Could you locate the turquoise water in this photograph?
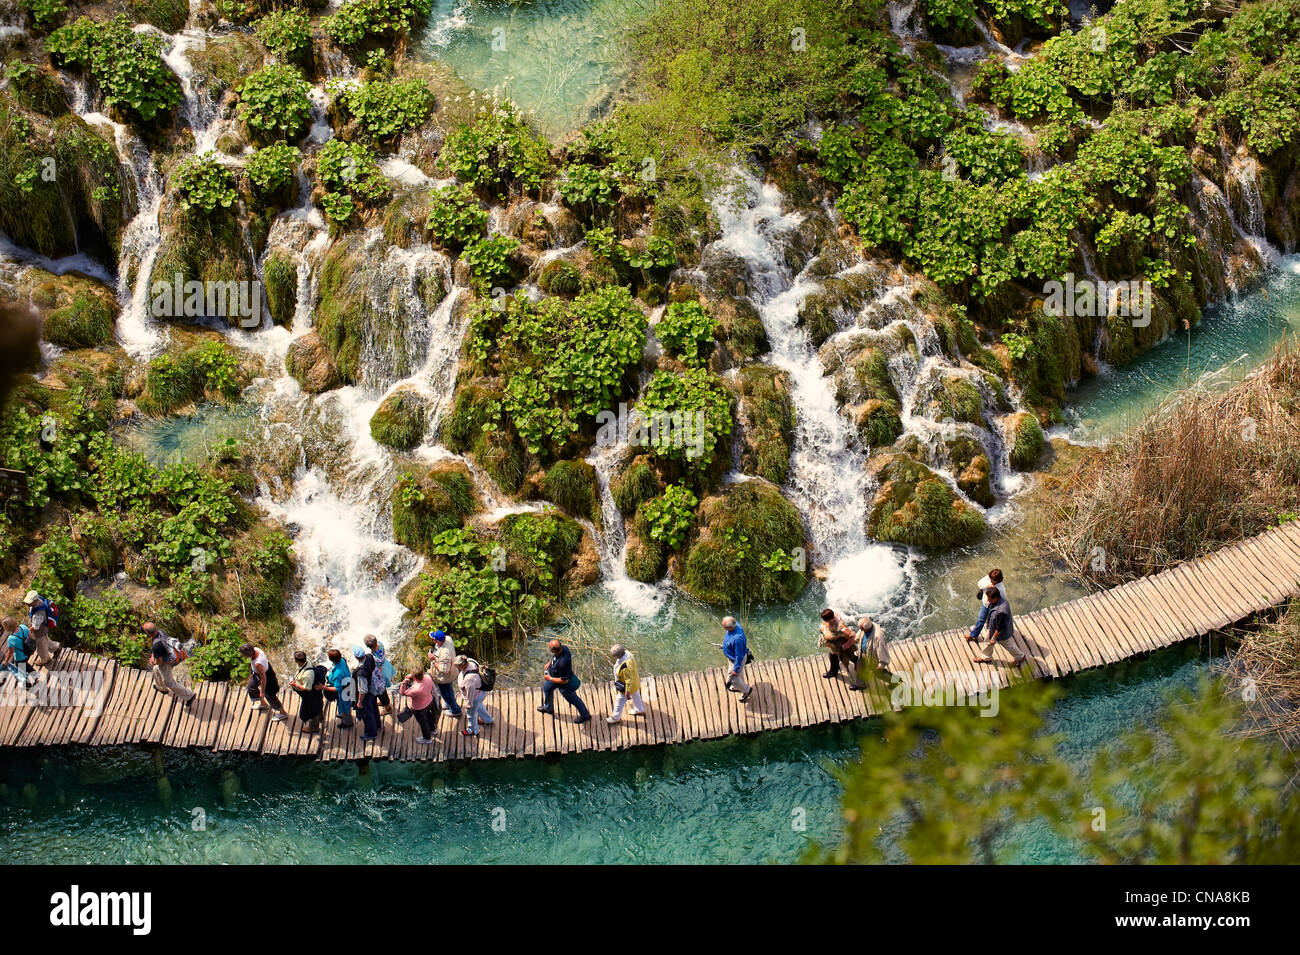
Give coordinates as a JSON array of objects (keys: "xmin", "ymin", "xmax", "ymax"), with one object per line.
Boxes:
[
  {"xmin": 1066, "ymin": 256, "xmax": 1300, "ymax": 440},
  {"xmin": 119, "ymin": 403, "xmax": 260, "ymax": 467},
  {"xmin": 413, "ymin": 0, "xmax": 656, "ymax": 139},
  {"xmin": 0, "ymin": 646, "xmax": 1207, "ymax": 864}
]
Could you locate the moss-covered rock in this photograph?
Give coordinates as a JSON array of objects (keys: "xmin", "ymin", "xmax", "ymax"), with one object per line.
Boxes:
[
  {"xmin": 149, "ymin": 197, "xmax": 256, "ymax": 316},
  {"xmin": 33, "ymin": 273, "xmax": 117, "ymax": 349},
  {"xmin": 945, "ymin": 435, "xmax": 994, "ymax": 507},
  {"xmin": 285, "ymin": 331, "xmax": 341, "ymax": 394},
  {"xmin": 735, "ymin": 365, "xmax": 794, "ymax": 484},
  {"xmin": 538, "ymin": 258, "xmax": 582, "ymax": 296},
  {"xmin": 392, "ymin": 462, "xmax": 480, "ymax": 556},
  {"xmin": 868, "ymin": 453, "xmax": 985, "ymax": 551},
  {"xmin": 497, "ymin": 509, "xmax": 587, "ymax": 598},
  {"xmin": 796, "ymin": 271, "xmax": 882, "ymax": 346},
  {"xmin": 442, "ymin": 378, "xmax": 529, "ymax": 493},
  {"xmin": 624, "ymin": 510, "xmax": 667, "ymax": 582},
  {"xmin": 611, "ymin": 454, "xmax": 660, "ymax": 516},
  {"xmin": 369, "ymin": 388, "xmax": 429, "ymax": 450},
  {"xmin": 680, "ymin": 479, "xmax": 808, "ymax": 605},
  {"xmin": 710, "ymin": 295, "xmax": 768, "ymax": 363},
  {"xmin": 1006, "ymin": 411, "xmax": 1045, "ymax": 471},
  {"xmin": 539, "ymin": 458, "xmax": 598, "ymax": 521},
  {"xmin": 925, "ymin": 373, "xmax": 985, "ymax": 426},
  {"xmin": 188, "ymin": 31, "xmax": 268, "ymax": 104},
  {"xmin": 262, "ymin": 251, "xmax": 298, "ymax": 327}
]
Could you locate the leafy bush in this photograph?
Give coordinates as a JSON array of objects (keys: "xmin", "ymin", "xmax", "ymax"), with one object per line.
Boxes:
[
  {"xmin": 47, "ymin": 15, "xmax": 182, "ymax": 122},
  {"xmin": 237, "ymin": 64, "xmax": 312, "ymax": 143},
  {"xmin": 172, "ymin": 152, "xmax": 237, "ymax": 214},
  {"xmin": 34, "ymin": 526, "xmax": 83, "ymax": 598},
  {"xmin": 640, "ymin": 483, "xmax": 698, "ymax": 550},
  {"xmin": 69, "ymin": 589, "xmax": 146, "ymax": 666},
  {"xmin": 21, "ymin": 0, "xmax": 67, "ymax": 29},
  {"xmin": 314, "ymin": 138, "xmax": 389, "ymax": 224},
  {"xmin": 656, "ymin": 301, "xmax": 716, "ymax": 364},
  {"xmin": 440, "ymin": 105, "xmax": 551, "ymax": 198},
  {"xmin": 460, "ymin": 234, "xmax": 519, "ymax": 291},
  {"xmin": 332, "ymin": 77, "xmax": 434, "ymax": 140},
  {"xmin": 254, "ymin": 8, "xmax": 312, "ymax": 62},
  {"xmin": 540, "ymin": 459, "xmax": 598, "ymax": 520},
  {"xmin": 187, "ymin": 616, "xmax": 246, "ymax": 682},
  {"xmin": 635, "ymin": 367, "xmax": 733, "ymax": 468},
  {"xmin": 245, "ymin": 142, "xmax": 301, "ymax": 196},
  {"xmin": 324, "ymin": 0, "xmax": 432, "ymax": 47},
  {"xmin": 424, "ymin": 183, "xmax": 487, "ymax": 249}
]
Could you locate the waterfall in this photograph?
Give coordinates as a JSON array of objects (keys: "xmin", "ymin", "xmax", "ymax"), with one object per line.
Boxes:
[
  {"xmin": 704, "ymin": 171, "xmax": 907, "ymax": 614},
  {"xmin": 584, "ymin": 442, "xmax": 668, "ymax": 618}
]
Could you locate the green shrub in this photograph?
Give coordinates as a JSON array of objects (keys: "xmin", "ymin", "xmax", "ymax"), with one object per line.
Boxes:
[
  {"xmin": 656, "ymin": 301, "xmax": 716, "ymax": 364},
  {"xmin": 237, "ymin": 64, "xmax": 312, "ymax": 143},
  {"xmin": 1008, "ymin": 411, "xmax": 1045, "ymax": 469},
  {"xmin": 47, "ymin": 15, "xmax": 182, "ymax": 122},
  {"xmin": 392, "ymin": 467, "xmax": 478, "ymax": 555},
  {"xmin": 537, "ymin": 258, "xmax": 582, "ymax": 296},
  {"xmin": 262, "ymin": 250, "xmax": 298, "ymax": 326},
  {"xmin": 324, "ymin": 0, "xmax": 432, "ymax": 47},
  {"xmin": 640, "ymin": 483, "xmax": 698, "ymax": 550},
  {"xmin": 188, "ymin": 615, "xmax": 246, "ymax": 682},
  {"xmin": 21, "ymin": 0, "xmax": 67, "ymax": 29},
  {"xmin": 245, "ymin": 142, "xmax": 301, "ymax": 197},
  {"xmin": 611, "ymin": 457, "xmax": 659, "ymax": 515},
  {"xmin": 254, "ymin": 8, "xmax": 312, "ymax": 61},
  {"xmin": 172, "ymin": 152, "xmax": 237, "ymax": 214},
  {"xmin": 34, "ymin": 525, "xmax": 83, "ymax": 598},
  {"xmin": 440, "ymin": 105, "xmax": 551, "ymax": 198},
  {"xmin": 461, "ymin": 234, "xmax": 520, "ymax": 291},
  {"xmin": 43, "ymin": 289, "xmax": 116, "ymax": 349},
  {"xmin": 424, "ymin": 183, "xmax": 487, "ymax": 249},
  {"xmin": 868, "ymin": 454, "xmax": 986, "ymax": 551},
  {"xmin": 69, "ymin": 589, "xmax": 146, "ymax": 666},
  {"xmin": 635, "ymin": 367, "xmax": 733, "ymax": 469},
  {"xmin": 332, "ymin": 77, "xmax": 434, "ymax": 140},
  {"xmin": 314, "ymin": 138, "xmax": 388, "ymax": 224}
]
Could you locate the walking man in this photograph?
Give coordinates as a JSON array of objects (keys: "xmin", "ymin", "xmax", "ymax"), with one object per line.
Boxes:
[
  {"xmin": 721, "ymin": 616, "xmax": 753, "ymax": 703},
  {"xmin": 537, "ymin": 639, "xmax": 591, "ymax": 724},
  {"xmin": 146, "ymin": 621, "xmax": 195, "ymax": 708},
  {"xmin": 427, "ymin": 630, "xmax": 462, "ymax": 720},
  {"xmin": 352, "ymin": 645, "xmax": 381, "ymax": 741},
  {"xmin": 239, "ymin": 643, "xmax": 288, "ymax": 722},
  {"xmin": 288, "ymin": 650, "xmax": 325, "ymax": 733},
  {"xmin": 22, "ymin": 589, "xmax": 61, "ymax": 667},
  {"xmin": 1, "ymin": 616, "xmax": 33, "ymax": 689},
  {"xmin": 972, "ymin": 587, "xmax": 1026, "ymax": 665},
  {"xmin": 324, "ymin": 648, "xmax": 354, "ymax": 728},
  {"xmin": 457, "ymin": 655, "xmax": 494, "ymax": 736},
  {"xmin": 967, "ymin": 569, "xmax": 1007, "ymax": 642},
  {"xmin": 606, "ymin": 644, "xmax": 645, "ymax": 724}
]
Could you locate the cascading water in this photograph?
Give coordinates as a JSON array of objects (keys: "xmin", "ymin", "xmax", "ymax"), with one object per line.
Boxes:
[
  {"xmin": 703, "ymin": 171, "xmax": 907, "ymax": 614},
  {"xmin": 584, "ymin": 441, "xmax": 668, "ymax": 618}
]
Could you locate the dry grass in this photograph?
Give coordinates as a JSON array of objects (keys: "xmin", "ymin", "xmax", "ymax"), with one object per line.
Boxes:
[
  {"xmin": 1043, "ymin": 342, "xmax": 1300, "ymax": 587},
  {"xmin": 1225, "ymin": 602, "xmax": 1300, "ymax": 750}
]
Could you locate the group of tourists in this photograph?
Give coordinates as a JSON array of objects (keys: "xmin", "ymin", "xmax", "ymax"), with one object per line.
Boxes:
[{"xmin": 4, "ymin": 568, "xmax": 1026, "ymax": 732}]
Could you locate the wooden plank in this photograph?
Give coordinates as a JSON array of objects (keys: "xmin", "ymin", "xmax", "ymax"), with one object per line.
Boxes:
[
  {"xmin": 1097, "ymin": 587, "xmax": 1158, "ymax": 653},
  {"xmin": 1246, "ymin": 534, "xmax": 1300, "ymax": 592},
  {"xmin": 1166, "ymin": 562, "xmax": 1231, "ymax": 632},
  {"xmin": 1133, "ymin": 572, "xmax": 1199, "ymax": 642},
  {"xmin": 1034, "ymin": 603, "xmax": 1091, "ymax": 671},
  {"xmin": 1054, "ymin": 598, "xmax": 1112, "ymax": 667},
  {"xmin": 1026, "ymin": 606, "xmax": 1081, "ymax": 674},
  {"xmin": 1078, "ymin": 591, "xmax": 1138, "ymax": 660}
]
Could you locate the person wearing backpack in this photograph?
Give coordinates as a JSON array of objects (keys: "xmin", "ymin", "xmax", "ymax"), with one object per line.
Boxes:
[
  {"xmin": 363, "ymin": 634, "xmax": 394, "ymax": 719},
  {"xmin": 239, "ymin": 643, "xmax": 289, "ymax": 723},
  {"xmin": 22, "ymin": 589, "xmax": 61, "ymax": 668},
  {"xmin": 324, "ymin": 648, "xmax": 355, "ymax": 729},
  {"xmin": 145, "ymin": 621, "xmax": 196, "ymax": 707},
  {"xmin": 289, "ymin": 650, "xmax": 326, "ymax": 734},
  {"xmin": 352, "ymin": 645, "xmax": 381, "ymax": 741},
  {"xmin": 398, "ymin": 666, "xmax": 438, "ymax": 744},
  {"xmin": 1, "ymin": 616, "xmax": 34, "ymax": 689},
  {"xmin": 456, "ymin": 655, "xmax": 495, "ymax": 736},
  {"xmin": 426, "ymin": 630, "xmax": 463, "ymax": 720}
]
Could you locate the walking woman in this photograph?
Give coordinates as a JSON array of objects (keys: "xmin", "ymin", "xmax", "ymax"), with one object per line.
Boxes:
[
  {"xmin": 820, "ymin": 609, "xmax": 864, "ymax": 689},
  {"xmin": 399, "ymin": 666, "xmax": 439, "ymax": 744}
]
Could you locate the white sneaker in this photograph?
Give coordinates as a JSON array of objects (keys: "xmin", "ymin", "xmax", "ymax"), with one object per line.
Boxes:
[
  {"xmin": 270, "ymin": 712, "xmax": 287, "ymax": 723},
  {"xmin": 631, "ymin": 710, "xmax": 646, "ymax": 717},
  {"xmin": 606, "ymin": 716, "xmax": 621, "ymax": 724},
  {"xmin": 250, "ymin": 701, "xmax": 265, "ymax": 711}
]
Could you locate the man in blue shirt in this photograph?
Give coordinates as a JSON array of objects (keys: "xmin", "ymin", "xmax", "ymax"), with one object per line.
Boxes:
[
  {"xmin": 537, "ymin": 639, "xmax": 591, "ymax": 724},
  {"xmin": 325, "ymin": 648, "xmax": 354, "ymax": 728},
  {"xmin": 721, "ymin": 616, "xmax": 753, "ymax": 703}
]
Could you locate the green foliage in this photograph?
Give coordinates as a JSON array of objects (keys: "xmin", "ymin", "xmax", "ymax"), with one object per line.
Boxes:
[
  {"xmin": 245, "ymin": 142, "xmax": 301, "ymax": 197},
  {"xmin": 254, "ymin": 8, "xmax": 312, "ymax": 62},
  {"xmin": 540, "ymin": 459, "xmax": 598, "ymax": 521},
  {"xmin": 612, "ymin": 458, "xmax": 660, "ymax": 515},
  {"xmin": 635, "ymin": 367, "xmax": 733, "ymax": 469},
  {"xmin": 69, "ymin": 589, "xmax": 146, "ymax": 666},
  {"xmin": 43, "ymin": 288, "xmax": 116, "ymax": 349},
  {"xmin": 172, "ymin": 152, "xmax": 237, "ymax": 214},
  {"xmin": 812, "ymin": 678, "xmax": 1300, "ymax": 864},
  {"xmin": 187, "ymin": 616, "xmax": 246, "ymax": 682},
  {"xmin": 460, "ymin": 234, "xmax": 519, "ymax": 292},
  {"xmin": 324, "ymin": 0, "xmax": 433, "ymax": 48},
  {"xmin": 237, "ymin": 64, "xmax": 312, "ymax": 143},
  {"xmin": 424, "ymin": 183, "xmax": 488, "ymax": 248},
  {"xmin": 369, "ymin": 390, "xmax": 428, "ymax": 449},
  {"xmin": 332, "ymin": 77, "xmax": 434, "ymax": 140},
  {"xmin": 47, "ymin": 15, "xmax": 182, "ymax": 122},
  {"xmin": 639, "ymin": 483, "xmax": 698, "ymax": 550},
  {"xmin": 655, "ymin": 301, "xmax": 716, "ymax": 364},
  {"xmin": 33, "ymin": 526, "xmax": 83, "ymax": 598},
  {"xmin": 21, "ymin": 0, "xmax": 67, "ymax": 29},
  {"xmin": 139, "ymin": 340, "xmax": 244, "ymax": 415},
  {"xmin": 392, "ymin": 467, "xmax": 477, "ymax": 555},
  {"xmin": 440, "ymin": 105, "xmax": 551, "ymax": 198},
  {"xmin": 315, "ymin": 138, "xmax": 389, "ymax": 224},
  {"xmin": 262, "ymin": 251, "xmax": 298, "ymax": 326},
  {"xmin": 469, "ymin": 286, "xmax": 646, "ymax": 456}
]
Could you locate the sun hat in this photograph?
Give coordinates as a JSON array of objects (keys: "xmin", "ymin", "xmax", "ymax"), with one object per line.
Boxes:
[
  {"xmin": 430, "ymin": 630, "xmax": 447, "ymax": 642},
  {"xmin": 22, "ymin": 590, "xmax": 39, "ymax": 605},
  {"xmin": 352, "ymin": 645, "xmax": 366, "ymax": 660}
]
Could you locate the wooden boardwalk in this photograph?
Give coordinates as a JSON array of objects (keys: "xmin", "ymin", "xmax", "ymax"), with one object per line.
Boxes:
[{"xmin": 4, "ymin": 521, "xmax": 1300, "ymax": 762}]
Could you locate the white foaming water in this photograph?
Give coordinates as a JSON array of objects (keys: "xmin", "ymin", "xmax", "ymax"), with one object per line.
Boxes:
[
  {"xmin": 706, "ymin": 171, "xmax": 907, "ymax": 613},
  {"xmin": 585, "ymin": 442, "xmax": 669, "ymax": 619}
]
